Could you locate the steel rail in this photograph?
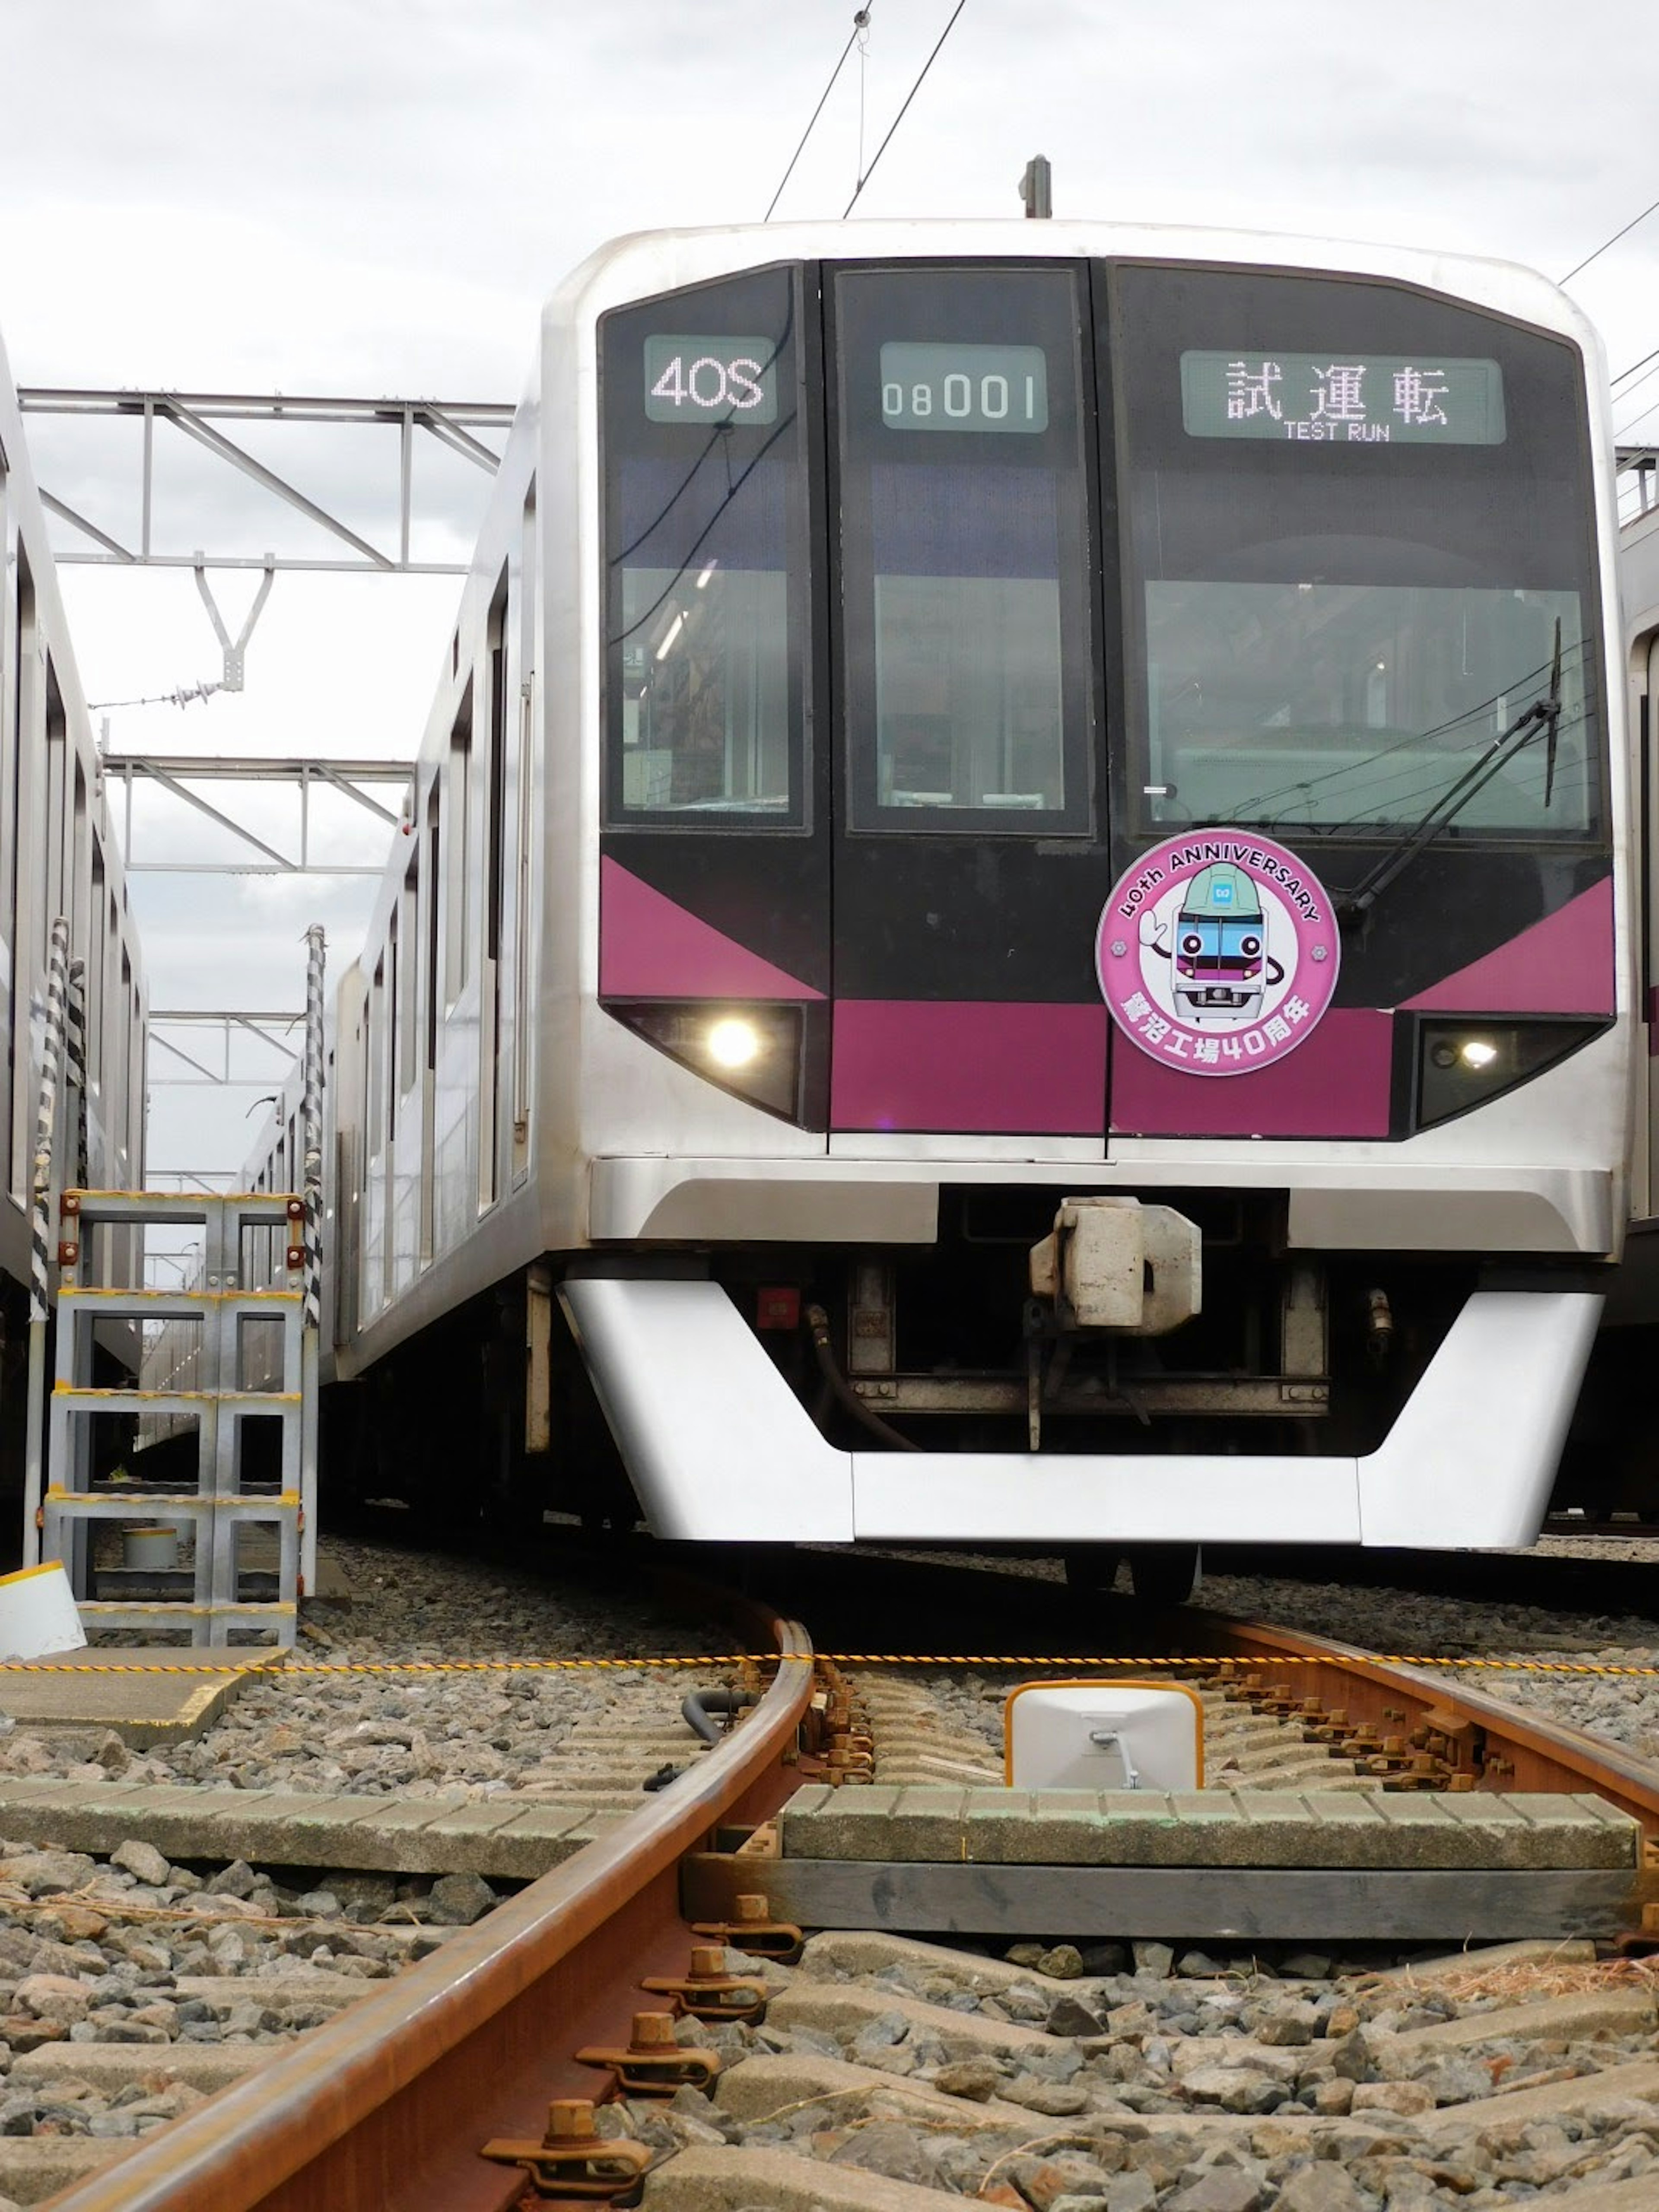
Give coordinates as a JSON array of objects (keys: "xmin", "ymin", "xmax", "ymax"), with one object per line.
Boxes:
[
  {"xmin": 1195, "ymin": 1610, "xmax": 1659, "ymax": 1840},
  {"xmin": 46, "ymin": 1599, "xmax": 814, "ymax": 2212}
]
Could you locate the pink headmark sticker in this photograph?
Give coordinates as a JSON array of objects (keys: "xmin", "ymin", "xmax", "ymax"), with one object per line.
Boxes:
[{"xmin": 1096, "ymin": 829, "xmax": 1341, "ymax": 1077}]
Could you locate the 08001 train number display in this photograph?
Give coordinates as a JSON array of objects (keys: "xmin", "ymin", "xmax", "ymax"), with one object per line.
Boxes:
[{"xmin": 880, "ymin": 342, "xmax": 1049, "ymax": 433}]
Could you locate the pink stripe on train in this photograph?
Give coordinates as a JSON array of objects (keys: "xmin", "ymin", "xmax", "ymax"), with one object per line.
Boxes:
[
  {"xmin": 1401, "ymin": 878, "xmax": 1613, "ymax": 1015},
  {"xmin": 599, "ymin": 858, "xmax": 823, "ymax": 1001},
  {"xmin": 831, "ymin": 1001, "xmax": 1108, "ymax": 1134},
  {"xmin": 1109, "ymin": 1008, "xmax": 1394, "ymax": 1138}
]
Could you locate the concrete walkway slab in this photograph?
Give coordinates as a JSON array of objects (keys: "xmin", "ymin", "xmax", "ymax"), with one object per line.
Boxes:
[
  {"xmin": 0, "ymin": 1778, "xmax": 620, "ymax": 1878},
  {"xmin": 0, "ymin": 1647, "xmax": 279, "ymax": 1745},
  {"xmin": 779, "ymin": 1785, "xmax": 1640, "ymax": 1869}
]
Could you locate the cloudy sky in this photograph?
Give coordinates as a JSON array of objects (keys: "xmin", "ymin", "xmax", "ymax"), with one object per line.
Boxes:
[{"xmin": 3, "ymin": 0, "xmax": 1657, "ymax": 1175}]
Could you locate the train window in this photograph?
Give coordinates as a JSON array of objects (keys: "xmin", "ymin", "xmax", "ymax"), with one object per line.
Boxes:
[
  {"xmin": 369, "ymin": 954, "xmax": 386, "ymax": 1149},
  {"xmin": 835, "ymin": 264, "xmax": 1094, "ymax": 836},
  {"xmin": 425, "ymin": 785, "xmax": 440, "ymax": 1072},
  {"xmin": 1109, "ymin": 264, "xmax": 1605, "ymax": 842},
  {"xmin": 43, "ymin": 664, "xmax": 65, "ymax": 941},
  {"xmin": 601, "ymin": 265, "xmax": 807, "ymax": 827},
  {"xmin": 88, "ymin": 846, "xmax": 105, "ymax": 1085},
  {"xmin": 386, "ymin": 913, "xmax": 400, "ymax": 1143},
  {"xmin": 399, "ymin": 861, "xmax": 418, "ymax": 1100},
  {"xmin": 446, "ymin": 691, "xmax": 471, "ymax": 1002}
]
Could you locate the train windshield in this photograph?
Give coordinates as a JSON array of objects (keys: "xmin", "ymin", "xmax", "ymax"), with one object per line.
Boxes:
[
  {"xmin": 834, "ymin": 265, "xmax": 1095, "ymax": 834},
  {"xmin": 601, "ymin": 267, "xmax": 808, "ymax": 827},
  {"xmin": 1110, "ymin": 266, "xmax": 1603, "ymax": 841}
]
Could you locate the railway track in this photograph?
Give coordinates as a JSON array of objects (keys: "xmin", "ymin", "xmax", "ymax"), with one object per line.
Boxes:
[
  {"xmin": 36, "ymin": 1586, "xmax": 811, "ymax": 2212},
  {"xmin": 29, "ymin": 1567, "xmax": 1659, "ymax": 2211}
]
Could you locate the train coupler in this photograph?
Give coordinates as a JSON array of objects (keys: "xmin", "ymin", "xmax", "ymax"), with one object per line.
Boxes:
[{"xmin": 480, "ymin": 2097, "xmax": 651, "ymax": 2200}]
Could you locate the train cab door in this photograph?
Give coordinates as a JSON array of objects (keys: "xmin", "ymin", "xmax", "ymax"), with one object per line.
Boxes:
[
  {"xmin": 598, "ymin": 262, "xmax": 835, "ymax": 1135},
  {"xmin": 825, "ymin": 261, "xmax": 1114, "ymax": 1152}
]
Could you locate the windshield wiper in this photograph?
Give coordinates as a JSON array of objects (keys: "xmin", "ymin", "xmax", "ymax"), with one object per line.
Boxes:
[{"xmin": 1337, "ymin": 620, "xmax": 1563, "ymax": 927}]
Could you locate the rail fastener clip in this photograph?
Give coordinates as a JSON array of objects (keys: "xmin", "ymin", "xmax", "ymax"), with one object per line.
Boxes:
[
  {"xmin": 481, "ymin": 2096, "xmax": 652, "ymax": 2201},
  {"xmin": 575, "ymin": 2010, "xmax": 721, "ymax": 2097},
  {"xmin": 640, "ymin": 1942, "xmax": 769, "ymax": 2024},
  {"xmin": 690, "ymin": 1889, "xmax": 804, "ymax": 1964}
]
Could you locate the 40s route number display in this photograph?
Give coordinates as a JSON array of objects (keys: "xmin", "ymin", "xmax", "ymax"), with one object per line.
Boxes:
[{"xmin": 643, "ymin": 336, "xmax": 779, "ymax": 425}]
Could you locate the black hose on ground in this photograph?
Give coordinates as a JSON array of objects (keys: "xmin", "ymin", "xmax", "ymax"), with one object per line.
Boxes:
[{"xmin": 682, "ymin": 1685, "xmax": 758, "ymax": 1745}]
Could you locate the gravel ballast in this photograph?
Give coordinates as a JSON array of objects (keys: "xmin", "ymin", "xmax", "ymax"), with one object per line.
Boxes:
[
  {"xmin": 0, "ymin": 1537, "xmax": 733, "ymax": 1800},
  {"xmin": 1200, "ymin": 1546, "xmax": 1659, "ymax": 1761},
  {"xmin": 617, "ymin": 1927, "xmax": 1659, "ymax": 2210},
  {"xmin": 0, "ymin": 1532, "xmax": 1647, "ymax": 2199}
]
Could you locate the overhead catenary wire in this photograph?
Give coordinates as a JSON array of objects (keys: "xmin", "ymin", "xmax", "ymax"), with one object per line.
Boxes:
[
  {"xmin": 763, "ymin": 9, "xmax": 871, "ymax": 223},
  {"xmin": 1559, "ymin": 188, "xmax": 1659, "ymax": 289},
  {"xmin": 1611, "ymin": 351, "xmax": 1659, "ymax": 442},
  {"xmin": 843, "ymin": 0, "xmax": 968, "ymax": 220},
  {"xmin": 1614, "ymin": 341, "xmax": 1659, "ymax": 390}
]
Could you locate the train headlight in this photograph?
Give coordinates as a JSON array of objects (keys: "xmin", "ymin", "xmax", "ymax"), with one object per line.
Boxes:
[
  {"xmin": 606, "ymin": 1001, "xmax": 805, "ymax": 1120},
  {"xmin": 705, "ymin": 1016, "xmax": 762, "ymax": 1070},
  {"xmin": 1428, "ymin": 1035, "xmax": 1500, "ymax": 1072},
  {"xmin": 1415, "ymin": 1018, "xmax": 1608, "ymax": 1130}
]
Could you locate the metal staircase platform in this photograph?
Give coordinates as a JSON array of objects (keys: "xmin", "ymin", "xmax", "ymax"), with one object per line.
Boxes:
[{"xmin": 39, "ymin": 1191, "xmax": 312, "ymax": 1647}]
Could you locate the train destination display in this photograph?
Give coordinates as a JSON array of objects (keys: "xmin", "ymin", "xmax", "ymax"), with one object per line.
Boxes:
[{"xmin": 1181, "ymin": 352, "xmax": 1505, "ymax": 444}]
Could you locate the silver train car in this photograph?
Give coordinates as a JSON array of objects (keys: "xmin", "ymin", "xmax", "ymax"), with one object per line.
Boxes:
[
  {"xmin": 0, "ymin": 326, "xmax": 149, "ymax": 1472},
  {"xmin": 251, "ymin": 221, "xmax": 1645, "ymax": 1585}
]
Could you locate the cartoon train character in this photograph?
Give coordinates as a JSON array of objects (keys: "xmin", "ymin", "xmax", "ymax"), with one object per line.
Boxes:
[{"xmin": 1170, "ymin": 864, "xmax": 1273, "ymax": 1018}]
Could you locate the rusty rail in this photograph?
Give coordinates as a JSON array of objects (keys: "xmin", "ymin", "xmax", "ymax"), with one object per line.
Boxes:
[
  {"xmin": 1194, "ymin": 1609, "xmax": 1659, "ymax": 1846},
  {"xmin": 45, "ymin": 1598, "xmax": 814, "ymax": 2212}
]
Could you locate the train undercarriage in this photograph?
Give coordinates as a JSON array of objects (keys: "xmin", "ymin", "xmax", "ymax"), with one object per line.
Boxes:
[{"xmin": 324, "ymin": 1185, "xmax": 1606, "ymax": 1594}]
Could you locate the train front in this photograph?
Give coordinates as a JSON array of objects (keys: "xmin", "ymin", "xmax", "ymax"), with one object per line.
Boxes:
[{"xmin": 563, "ymin": 226, "xmax": 1628, "ymax": 1565}]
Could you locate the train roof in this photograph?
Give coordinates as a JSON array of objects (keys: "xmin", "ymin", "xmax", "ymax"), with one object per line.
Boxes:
[{"xmin": 545, "ymin": 217, "xmax": 1603, "ymax": 362}]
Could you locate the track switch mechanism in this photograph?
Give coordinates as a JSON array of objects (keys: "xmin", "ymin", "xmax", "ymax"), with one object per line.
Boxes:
[{"xmin": 1029, "ymin": 1196, "xmax": 1201, "ymax": 1335}]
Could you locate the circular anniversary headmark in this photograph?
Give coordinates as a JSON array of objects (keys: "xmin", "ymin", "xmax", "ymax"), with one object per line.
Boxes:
[{"xmin": 1096, "ymin": 829, "xmax": 1340, "ymax": 1077}]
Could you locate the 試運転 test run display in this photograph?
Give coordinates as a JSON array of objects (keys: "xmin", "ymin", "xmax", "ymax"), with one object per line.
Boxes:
[{"xmin": 1182, "ymin": 352, "xmax": 1505, "ymax": 443}]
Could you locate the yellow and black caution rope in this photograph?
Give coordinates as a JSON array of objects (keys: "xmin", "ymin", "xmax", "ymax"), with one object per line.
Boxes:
[{"xmin": 3, "ymin": 1652, "xmax": 1657, "ymax": 1678}]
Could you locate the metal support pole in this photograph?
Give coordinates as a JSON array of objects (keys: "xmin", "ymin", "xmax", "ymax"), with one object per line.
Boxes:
[
  {"xmin": 23, "ymin": 919, "xmax": 71, "ymax": 1569},
  {"xmin": 300, "ymin": 923, "xmax": 326, "ymax": 1592}
]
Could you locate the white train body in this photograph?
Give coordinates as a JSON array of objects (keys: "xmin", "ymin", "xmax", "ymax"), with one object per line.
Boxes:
[
  {"xmin": 251, "ymin": 222, "xmax": 1651, "ymax": 1556},
  {"xmin": 0, "ymin": 330, "xmax": 149, "ymax": 1434}
]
